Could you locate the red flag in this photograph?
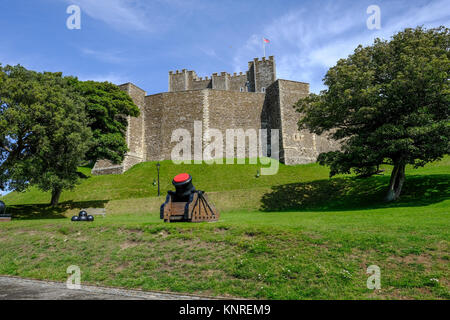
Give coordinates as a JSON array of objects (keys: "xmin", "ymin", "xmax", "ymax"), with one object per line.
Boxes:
[{"xmin": 263, "ymin": 38, "xmax": 270, "ymax": 43}]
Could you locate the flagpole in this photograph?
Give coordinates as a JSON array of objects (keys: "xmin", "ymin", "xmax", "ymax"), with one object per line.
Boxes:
[{"xmin": 263, "ymin": 38, "xmax": 266, "ymax": 58}]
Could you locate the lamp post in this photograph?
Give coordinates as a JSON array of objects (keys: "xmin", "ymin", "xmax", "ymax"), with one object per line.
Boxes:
[{"xmin": 156, "ymin": 162, "xmax": 161, "ymax": 197}]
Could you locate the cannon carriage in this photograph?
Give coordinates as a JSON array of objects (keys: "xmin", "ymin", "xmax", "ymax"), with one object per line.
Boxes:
[{"xmin": 160, "ymin": 173, "xmax": 219, "ymax": 223}]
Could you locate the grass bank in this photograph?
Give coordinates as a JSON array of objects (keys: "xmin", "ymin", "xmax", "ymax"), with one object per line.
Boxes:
[
  {"xmin": 0, "ymin": 157, "xmax": 448, "ymax": 299},
  {"xmin": 0, "ymin": 201, "xmax": 448, "ymax": 299}
]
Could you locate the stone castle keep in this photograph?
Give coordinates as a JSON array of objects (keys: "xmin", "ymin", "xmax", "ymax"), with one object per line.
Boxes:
[{"xmin": 92, "ymin": 56, "xmax": 339, "ymax": 175}]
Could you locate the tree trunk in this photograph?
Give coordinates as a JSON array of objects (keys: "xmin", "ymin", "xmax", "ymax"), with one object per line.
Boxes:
[
  {"xmin": 51, "ymin": 187, "xmax": 62, "ymax": 207},
  {"xmin": 385, "ymin": 163, "xmax": 406, "ymax": 202}
]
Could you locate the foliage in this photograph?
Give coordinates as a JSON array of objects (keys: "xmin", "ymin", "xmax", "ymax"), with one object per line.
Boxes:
[
  {"xmin": 0, "ymin": 65, "xmax": 91, "ymax": 206},
  {"xmin": 295, "ymin": 26, "xmax": 450, "ymax": 201},
  {"xmin": 75, "ymin": 81, "xmax": 139, "ymax": 164},
  {"xmin": 0, "ymin": 65, "xmax": 140, "ymax": 206}
]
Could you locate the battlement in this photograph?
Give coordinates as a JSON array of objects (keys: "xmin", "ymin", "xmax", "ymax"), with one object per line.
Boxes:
[
  {"xmin": 168, "ymin": 69, "xmax": 186, "ymax": 75},
  {"xmin": 168, "ymin": 56, "xmax": 277, "ymax": 93},
  {"xmin": 248, "ymin": 56, "xmax": 275, "ymax": 67}
]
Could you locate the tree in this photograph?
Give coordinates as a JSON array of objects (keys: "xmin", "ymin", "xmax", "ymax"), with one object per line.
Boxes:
[
  {"xmin": 295, "ymin": 26, "xmax": 449, "ymax": 201},
  {"xmin": 75, "ymin": 81, "xmax": 139, "ymax": 164},
  {"xmin": 0, "ymin": 65, "xmax": 140, "ymax": 206},
  {"xmin": 0, "ymin": 65, "xmax": 91, "ymax": 206}
]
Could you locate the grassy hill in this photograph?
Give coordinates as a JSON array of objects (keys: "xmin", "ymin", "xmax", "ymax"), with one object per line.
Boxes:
[
  {"xmin": 0, "ymin": 157, "xmax": 448, "ymax": 299},
  {"xmin": 3, "ymin": 159, "xmax": 330, "ymax": 205},
  {"xmin": 3, "ymin": 156, "xmax": 449, "ymax": 215}
]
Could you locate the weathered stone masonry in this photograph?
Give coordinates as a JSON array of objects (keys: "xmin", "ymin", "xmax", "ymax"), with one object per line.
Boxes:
[{"xmin": 92, "ymin": 56, "xmax": 338, "ymax": 175}]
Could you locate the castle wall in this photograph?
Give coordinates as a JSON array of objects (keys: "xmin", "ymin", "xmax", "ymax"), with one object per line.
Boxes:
[
  {"xmin": 145, "ymin": 89, "xmax": 266, "ymax": 162},
  {"xmin": 229, "ymin": 73, "xmax": 248, "ymax": 92},
  {"xmin": 169, "ymin": 70, "xmax": 188, "ymax": 92},
  {"xmin": 143, "ymin": 93, "xmax": 164, "ymax": 161},
  {"xmin": 121, "ymin": 83, "xmax": 146, "ymax": 161},
  {"xmin": 262, "ymin": 81, "xmax": 282, "ymax": 157},
  {"xmin": 92, "ymin": 159, "xmax": 123, "ymax": 175},
  {"xmin": 276, "ymin": 80, "xmax": 339, "ymax": 165},
  {"xmin": 212, "ymin": 73, "xmax": 230, "ymax": 91},
  {"xmin": 247, "ymin": 63, "xmax": 256, "ymax": 92},
  {"xmin": 207, "ymin": 90, "xmax": 265, "ymax": 159},
  {"xmin": 207, "ymin": 90, "xmax": 265, "ymax": 130},
  {"xmin": 192, "ymin": 77, "xmax": 212, "ymax": 90},
  {"xmin": 145, "ymin": 90, "xmax": 204, "ymax": 161}
]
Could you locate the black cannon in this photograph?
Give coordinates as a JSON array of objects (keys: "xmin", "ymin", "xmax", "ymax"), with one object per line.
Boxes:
[{"xmin": 160, "ymin": 173, "xmax": 219, "ymax": 223}]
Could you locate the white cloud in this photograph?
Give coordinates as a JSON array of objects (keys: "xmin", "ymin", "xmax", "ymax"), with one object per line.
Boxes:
[
  {"xmin": 80, "ymin": 48, "xmax": 128, "ymax": 64},
  {"xmin": 77, "ymin": 72, "xmax": 128, "ymax": 84},
  {"xmin": 63, "ymin": 0, "xmax": 206, "ymax": 33},
  {"xmin": 234, "ymin": 0, "xmax": 450, "ymax": 93},
  {"xmin": 65, "ymin": 0, "xmax": 153, "ymax": 32}
]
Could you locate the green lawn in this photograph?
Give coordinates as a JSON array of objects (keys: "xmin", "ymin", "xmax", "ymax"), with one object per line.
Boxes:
[{"xmin": 0, "ymin": 157, "xmax": 448, "ymax": 299}]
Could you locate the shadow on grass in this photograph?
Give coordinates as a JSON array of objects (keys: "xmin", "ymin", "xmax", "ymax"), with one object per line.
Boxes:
[
  {"xmin": 8, "ymin": 200, "xmax": 109, "ymax": 220},
  {"xmin": 261, "ymin": 174, "xmax": 450, "ymax": 212}
]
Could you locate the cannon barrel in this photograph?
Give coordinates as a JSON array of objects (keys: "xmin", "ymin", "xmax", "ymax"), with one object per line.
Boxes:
[{"xmin": 172, "ymin": 173, "xmax": 196, "ymax": 202}]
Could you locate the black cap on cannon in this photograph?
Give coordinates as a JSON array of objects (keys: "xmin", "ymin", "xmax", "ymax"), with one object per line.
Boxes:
[{"xmin": 172, "ymin": 173, "xmax": 196, "ymax": 202}]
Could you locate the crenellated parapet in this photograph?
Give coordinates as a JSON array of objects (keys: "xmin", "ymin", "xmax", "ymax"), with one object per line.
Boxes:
[
  {"xmin": 247, "ymin": 56, "xmax": 276, "ymax": 93},
  {"xmin": 168, "ymin": 56, "xmax": 276, "ymax": 93}
]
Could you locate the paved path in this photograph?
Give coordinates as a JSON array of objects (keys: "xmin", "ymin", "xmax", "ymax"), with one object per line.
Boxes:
[{"xmin": 0, "ymin": 276, "xmax": 210, "ymax": 300}]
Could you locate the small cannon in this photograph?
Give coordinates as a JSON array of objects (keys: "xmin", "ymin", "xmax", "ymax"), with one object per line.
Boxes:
[{"xmin": 160, "ymin": 173, "xmax": 219, "ymax": 223}]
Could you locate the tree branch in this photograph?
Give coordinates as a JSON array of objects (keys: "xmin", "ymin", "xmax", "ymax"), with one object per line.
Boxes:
[{"xmin": 1, "ymin": 145, "xmax": 13, "ymax": 153}]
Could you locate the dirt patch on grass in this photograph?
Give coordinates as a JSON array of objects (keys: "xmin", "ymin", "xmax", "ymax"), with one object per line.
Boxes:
[
  {"xmin": 369, "ymin": 286, "xmax": 438, "ymax": 300},
  {"xmin": 120, "ymin": 241, "xmax": 139, "ymax": 250},
  {"xmin": 158, "ymin": 230, "xmax": 170, "ymax": 238},
  {"xmin": 213, "ymin": 227, "xmax": 230, "ymax": 234},
  {"xmin": 389, "ymin": 254, "xmax": 434, "ymax": 269},
  {"xmin": 118, "ymin": 228, "xmax": 144, "ymax": 237},
  {"xmin": 114, "ymin": 262, "xmax": 130, "ymax": 273},
  {"xmin": 202, "ymin": 269, "xmax": 228, "ymax": 278},
  {"xmin": 302, "ymin": 231, "xmax": 324, "ymax": 240}
]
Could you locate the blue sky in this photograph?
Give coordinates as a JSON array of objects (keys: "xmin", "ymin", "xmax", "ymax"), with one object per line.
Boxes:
[{"xmin": 0, "ymin": 0, "xmax": 448, "ymax": 95}]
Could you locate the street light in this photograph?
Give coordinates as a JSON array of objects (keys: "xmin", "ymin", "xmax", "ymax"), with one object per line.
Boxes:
[{"xmin": 156, "ymin": 162, "xmax": 161, "ymax": 197}]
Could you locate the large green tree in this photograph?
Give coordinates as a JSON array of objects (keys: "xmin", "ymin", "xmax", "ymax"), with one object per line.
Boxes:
[
  {"xmin": 0, "ymin": 65, "xmax": 91, "ymax": 206},
  {"xmin": 0, "ymin": 66, "xmax": 140, "ymax": 206},
  {"xmin": 295, "ymin": 26, "xmax": 449, "ymax": 201},
  {"xmin": 75, "ymin": 81, "xmax": 139, "ymax": 164}
]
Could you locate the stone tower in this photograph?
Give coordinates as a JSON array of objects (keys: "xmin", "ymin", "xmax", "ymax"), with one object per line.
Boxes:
[{"xmin": 247, "ymin": 56, "xmax": 276, "ymax": 93}]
